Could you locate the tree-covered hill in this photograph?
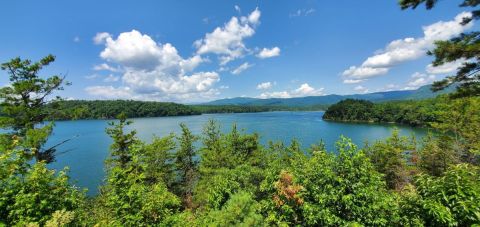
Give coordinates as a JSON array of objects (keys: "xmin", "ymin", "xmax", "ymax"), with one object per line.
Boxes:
[
  {"xmin": 323, "ymin": 96, "xmax": 480, "ymax": 127},
  {"xmin": 46, "ymin": 100, "xmax": 202, "ymax": 120}
]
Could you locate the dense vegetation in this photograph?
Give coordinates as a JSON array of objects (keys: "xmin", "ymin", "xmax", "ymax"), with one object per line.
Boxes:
[
  {"xmin": 1, "ymin": 54, "xmax": 479, "ymax": 226},
  {"xmin": 323, "ymin": 96, "xmax": 480, "ymax": 127},
  {"xmin": 46, "ymin": 100, "xmax": 201, "ymax": 120}
]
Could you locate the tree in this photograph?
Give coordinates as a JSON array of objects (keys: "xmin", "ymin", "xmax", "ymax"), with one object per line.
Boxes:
[
  {"xmin": 0, "ymin": 55, "xmax": 69, "ymax": 163},
  {"xmin": 364, "ymin": 129, "xmax": 416, "ymax": 190},
  {"xmin": 261, "ymin": 137, "xmax": 399, "ymax": 226},
  {"xmin": 175, "ymin": 123, "xmax": 199, "ymax": 209},
  {"xmin": 430, "ymin": 97, "xmax": 480, "ymax": 164},
  {"xmin": 97, "ymin": 115, "xmax": 180, "ymax": 226},
  {"xmin": 414, "ymin": 164, "xmax": 480, "ymax": 226},
  {"xmin": 105, "ymin": 113, "xmax": 137, "ymax": 168},
  {"xmin": 198, "ymin": 191, "xmax": 264, "ymax": 226},
  {"xmin": 417, "ymin": 133, "xmax": 459, "ymax": 176},
  {"xmin": 400, "ymin": 0, "xmax": 480, "ymax": 97}
]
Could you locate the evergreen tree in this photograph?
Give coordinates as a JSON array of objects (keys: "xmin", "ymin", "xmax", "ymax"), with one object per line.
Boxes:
[
  {"xmin": 175, "ymin": 123, "xmax": 199, "ymax": 209},
  {"xmin": 105, "ymin": 113, "xmax": 136, "ymax": 168},
  {"xmin": 0, "ymin": 55, "xmax": 69, "ymax": 163}
]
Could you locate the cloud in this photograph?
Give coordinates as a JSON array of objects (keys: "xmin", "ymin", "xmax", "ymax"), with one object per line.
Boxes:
[
  {"xmin": 426, "ymin": 59, "xmax": 465, "ymax": 74},
  {"xmin": 257, "ymin": 47, "xmax": 281, "ymax": 59},
  {"xmin": 247, "ymin": 7, "xmax": 261, "ymax": 25},
  {"xmin": 258, "ymin": 91, "xmax": 291, "ymax": 99},
  {"xmin": 93, "ymin": 32, "xmax": 111, "ymax": 44},
  {"xmin": 93, "ymin": 63, "xmax": 122, "ymax": 72},
  {"xmin": 256, "ymin": 82, "xmax": 273, "ymax": 90},
  {"xmin": 231, "ymin": 62, "xmax": 253, "ymax": 75},
  {"xmin": 404, "ymin": 72, "xmax": 436, "ymax": 90},
  {"xmin": 73, "ymin": 36, "xmax": 80, "ymax": 42},
  {"xmin": 194, "ymin": 8, "xmax": 260, "ymax": 65},
  {"xmin": 354, "ymin": 85, "xmax": 369, "ymax": 94},
  {"xmin": 342, "ymin": 66, "xmax": 389, "ymax": 80},
  {"xmin": 103, "ymin": 74, "xmax": 119, "ymax": 82},
  {"xmin": 259, "ymin": 83, "xmax": 324, "ymax": 98},
  {"xmin": 88, "ymin": 30, "xmax": 220, "ymax": 102},
  {"xmin": 343, "ymin": 79, "xmax": 365, "ymax": 84},
  {"xmin": 342, "ymin": 12, "xmax": 473, "ymax": 82},
  {"xmin": 290, "ymin": 8, "xmax": 316, "ymax": 17}
]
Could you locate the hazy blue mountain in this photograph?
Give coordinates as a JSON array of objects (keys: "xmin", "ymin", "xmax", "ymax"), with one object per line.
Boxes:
[{"xmin": 204, "ymin": 84, "xmax": 454, "ymax": 107}]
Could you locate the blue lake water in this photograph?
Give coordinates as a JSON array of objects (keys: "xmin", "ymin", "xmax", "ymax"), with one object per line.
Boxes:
[{"xmin": 46, "ymin": 111, "xmax": 430, "ymax": 195}]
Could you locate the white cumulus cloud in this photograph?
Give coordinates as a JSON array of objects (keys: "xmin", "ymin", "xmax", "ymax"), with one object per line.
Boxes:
[
  {"xmin": 194, "ymin": 8, "xmax": 260, "ymax": 65},
  {"xmin": 257, "ymin": 47, "xmax": 281, "ymax": 59},
  {"xmin": 342, "ymin": 12, "xmax": 473, "ymax": 83},
  {"xmin": 93, "ymin": 32, "xmax": 111, "ymax": 44},
  {"xmin": 342, "ymin": 66, "xmax": 389, "ymax": 81},
  {"xmin": 259, "ymin": 83, "xmax": 324, "ymax": 98},
  {"xmin": 87, "ymin": 30, "xmax": 219, "ymax": 102}
]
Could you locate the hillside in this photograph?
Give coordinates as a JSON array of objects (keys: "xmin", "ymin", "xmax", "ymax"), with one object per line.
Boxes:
[{"xmin": 204, "ymin": 84, "xmax": 456, "ymax": 107}]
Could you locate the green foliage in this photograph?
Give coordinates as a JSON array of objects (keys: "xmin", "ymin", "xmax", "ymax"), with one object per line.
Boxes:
[
  {"xmin": 174, "ymin": 123, "xmax": 198, "ymax": 208},
  {"xmin": 430, "ymin": 97, "xmax": 480, "ymax": 164},
  {"xmin": 323, "ymin": 97, "xmax": 446, "ymax": 126},
  {"xmin": 0, "ymin": 55, "xmax": 69, "ymax": 163},
  {"xmin": 264, "ymin": 137, "xmax": 398, "ymax": 226},
  {"xmin": 414, "ymin": 164, "xmax": 480, "ymax": 226},
  {"xmin": 105, "ymin": 113, "xmax": 137, "ymax": 168},
  {"xmin": 322, "ymin": 99, "xmax": 375, "ymax": 122},
  {"xmin": 418, "ymin": 133, "xmax": 459, "ymax": 176},
  {"xmin": 364, "ymin": 129, "xmax": 416, "ymax": 190},
  {"xmin": 199, "ymin": 191, "xmax": 264, "ymax": 226},
  {"xmin": 0, "ymin": 56, "xmax": 84, "ymax": 226},
  {"xmin": 46, "ymin": 100, "xmax": 201, "ymax": 120},
  {"xmin": 0, "ymin": 162, "xmax": 84, "ymax": 226},
  {"xmin": 94, "ymin": 116, "xmax": 181, "ymax": 226}
]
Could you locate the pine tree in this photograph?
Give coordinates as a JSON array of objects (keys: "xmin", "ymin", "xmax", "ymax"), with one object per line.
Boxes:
[
  {"xmin": 175, "ymin": 123, "xmax": 198, "ymax": 208},
  {"xmin": 0, "ymin": 55, "xmax": 69, "ymax": 162}
]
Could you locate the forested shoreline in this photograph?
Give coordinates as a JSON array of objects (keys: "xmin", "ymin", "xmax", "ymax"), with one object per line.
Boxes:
[
  {"xmin": 43, "ymin": 100, "xmax": 327, "ymax": 121},
  {"xmin": 322, "ymin": 96, "xmax": 480, "ymax": 127}
]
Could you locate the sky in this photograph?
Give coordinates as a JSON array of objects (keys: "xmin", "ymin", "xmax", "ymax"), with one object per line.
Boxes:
[{"xmin": 0, "ymin": 0, "xmax": 476, "ymax": 103}]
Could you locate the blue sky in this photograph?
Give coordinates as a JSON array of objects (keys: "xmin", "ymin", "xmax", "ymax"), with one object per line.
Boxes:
[{"xmin": 0, "ymin": 0, "xmax": 475, "ymax": 102}]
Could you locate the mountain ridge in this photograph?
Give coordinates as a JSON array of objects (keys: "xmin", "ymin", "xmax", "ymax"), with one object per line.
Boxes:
[{"xmin": 203, "ymin": 84, "xmax": 455, "ymax": 107}]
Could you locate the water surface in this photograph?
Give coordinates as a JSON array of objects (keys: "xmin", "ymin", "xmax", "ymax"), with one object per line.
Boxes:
[{"xmin": 46, "ymin": 111, "xmax": 429, "ymax": 195}]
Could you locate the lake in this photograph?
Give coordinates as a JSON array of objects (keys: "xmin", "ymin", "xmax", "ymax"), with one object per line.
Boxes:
[{"xmin": 46, "ymin": 111, "xmax": 430, "ymax": 195}]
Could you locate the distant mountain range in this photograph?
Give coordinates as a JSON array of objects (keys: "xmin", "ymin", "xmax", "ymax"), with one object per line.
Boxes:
[{"xmin": 203, "ymin": 84, "xmax": 455, "ymax": 107}]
